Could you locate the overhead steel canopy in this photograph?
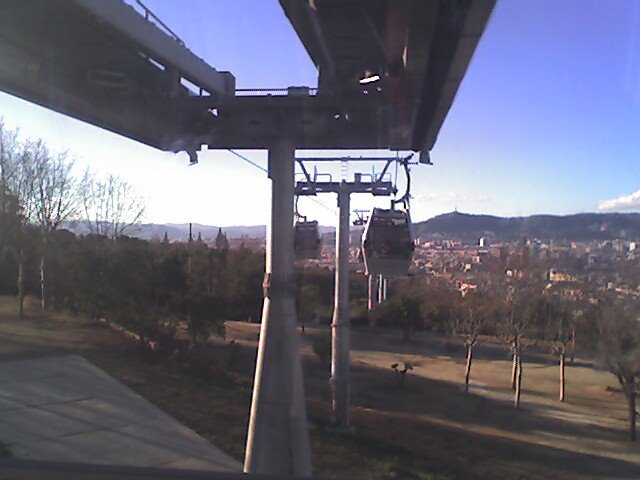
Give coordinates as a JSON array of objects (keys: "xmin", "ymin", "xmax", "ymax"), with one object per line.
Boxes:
[
  {"xmin": 279, "ymin": 0, "xmax": 495, "ymax": 152},
  {"xmin": 0, "ymin": 0, "xmax": 495, "ymax": 154},
  {"xmin": 0, "ymin": 0, "xmax": 235, "ymax": 150}
]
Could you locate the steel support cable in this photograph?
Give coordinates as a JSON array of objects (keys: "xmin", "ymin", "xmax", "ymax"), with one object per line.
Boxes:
[
  {"xmin": 227, "ymin": 148, "xmax": 267, "ymax": 173},
  {"xmin": 227, "ymin": 149, "xmax": 337, "ymax": 215}
]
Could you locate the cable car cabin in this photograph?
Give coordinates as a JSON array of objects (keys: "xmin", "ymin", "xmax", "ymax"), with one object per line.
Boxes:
[
  {"xmin": 294, "ymin": 220, "xmax": 321, "ymax": 260},
  {"xmin": 348, "ymin": 246, "xmax": 365, "ymax": 273},
  {"xmin": 362, "ymin": 208, "xmax": 414, "ymax": 276}
]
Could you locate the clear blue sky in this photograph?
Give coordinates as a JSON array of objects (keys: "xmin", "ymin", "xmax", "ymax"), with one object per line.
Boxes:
[{"xmin": 1, "ymin": 0, "xmax": 640, "ymax": 226}]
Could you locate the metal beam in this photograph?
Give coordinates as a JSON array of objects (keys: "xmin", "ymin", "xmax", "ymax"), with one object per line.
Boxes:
[
  {"xmin": 212, "ymin": 94, "xmax": 394, "ymax": 150},
  {"xmin": 295, "ymin": 170, "xmax": 395, "ymax": 429},
  {"xmin": 297, "ymin": 157, "xmax": 390, "ymax": 163},
  {"xmin": 295, "ymin": 181, "xmax": 394, "ymax": 197}
]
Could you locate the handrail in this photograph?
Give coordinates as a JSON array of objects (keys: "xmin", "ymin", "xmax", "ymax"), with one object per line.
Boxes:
[
  {"xmin": 135, "ymin": 0, "xmax": 185, "ymax": 46},
  {"xmin": 235, "ymin": 87, "xmax": 319, "ymax": 96}
]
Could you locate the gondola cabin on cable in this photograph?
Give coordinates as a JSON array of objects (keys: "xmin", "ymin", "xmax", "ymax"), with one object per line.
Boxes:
[
  {"xmin": 352, "ymin": 210, "xmax": 367, "ymax": 269},
  {"xmin": 294, "ymin": 220, "xmax": 322, "ymax": 260},
  {"xmin": 361, "ymin": 208, "xmax": 414, "ymax": 276},
  {"xmin": 348, "ymin": 244, "xmax": 366, "ymax": 273}
]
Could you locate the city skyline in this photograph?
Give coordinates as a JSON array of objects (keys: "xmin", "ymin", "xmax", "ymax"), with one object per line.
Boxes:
[{"xmin": 1, "ymin": 0, "xmax": 639, "ymax": 226}]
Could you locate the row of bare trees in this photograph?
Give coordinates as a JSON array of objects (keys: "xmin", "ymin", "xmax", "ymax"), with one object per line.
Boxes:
[
  {"xmin": 0, "ymin": 121, "xmax": 145, "ymax": 314},
  {"xmin": 451, "ymin": 277, "xmax": 640, "ymax": 441},
  {"xmin": 596, "ymin": 298, "xmax": 640, "ymax": 441},
  {"xmin": 0, "ymin": 119, "xmax": 266, "ymax": 365}
]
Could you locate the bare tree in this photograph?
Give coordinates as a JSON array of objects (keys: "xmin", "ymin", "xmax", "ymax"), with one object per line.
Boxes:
[
  {"xmin": 0, "ymin": 121, "xmax": 19, "ymax": 196},
  {"xmin": 597, "ymin": 299, "xmax": 640, "ymax": 442},
  {"xmin": 0, "ymin": 126, "xmax": 38, "ymax": 316},
  {"xmin": 507, "ymin": 289, "xmax": 524, "ymax": 408},
  {"xmin": 81, "ymin": 173, "xmax": 145, "ymax": 239},
  {"xmin": 5, "ymin": 139, "xmax": 38, "ymax": 221},
  {"xmin": 546, "ymin": 297, "xmax": 577, "ymax": 402},
  {"xmin": 502, "ymin": 279, "xmax": 539, "ymax": 408},
  {"xmin": 453, "ymin": 290, "xmax": 486, "ymax": 393},
  {"xmin": 31, "ymin": 141, "xmax": 84, "ymax": 310},
  {"xmin": 0, "ymin": 121, "xmax": 20, "ymax": 231}
]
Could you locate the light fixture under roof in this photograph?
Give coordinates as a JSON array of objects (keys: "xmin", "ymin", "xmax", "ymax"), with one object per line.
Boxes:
[{"xmin": 358, "ymin": 70, "xmax": 380, "ymax": 85}]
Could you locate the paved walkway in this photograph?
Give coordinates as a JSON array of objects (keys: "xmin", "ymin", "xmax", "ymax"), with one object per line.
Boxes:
[{"xmin": 0, "ymin": 355, "xmax": 241, "ymax": 471}]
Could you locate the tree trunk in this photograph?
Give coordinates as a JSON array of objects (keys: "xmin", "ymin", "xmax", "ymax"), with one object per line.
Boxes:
[
  {"xmin": 367, "ymin": 274, "xmax": 376, "ymax": 329},
  {"xmin": 559, "ymin": 350, "xmax": 565, "ymax": 402},
  {"xmin": 511, "ymin": 352, "xmax": 518, "ymax": 391},
  {"xmin": 40, "ymin": 253, "xmax": 46, "ymax": 311},
  {"xmin": 629, "ymin": 380, "xmax": 637, "ymax": 442},
  {"xmin": 570, "ymin": 327, "xmax": 576, "ymax": 364},
  {"xmin": 465, "ymin": 344, "xmax": 473, "ymax": 393},
  {"xmin": 514, "ymin": 354, "xmax": 522, "ymax": 408},
  {"xmin": 18, "ymin": 259, "xmax": 24, "ymax": 317}
]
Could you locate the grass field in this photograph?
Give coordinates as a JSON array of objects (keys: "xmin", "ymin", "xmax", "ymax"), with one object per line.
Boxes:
[{"xmin": 0, "ymin": 296, "xmax": 638, "ymax": 479}]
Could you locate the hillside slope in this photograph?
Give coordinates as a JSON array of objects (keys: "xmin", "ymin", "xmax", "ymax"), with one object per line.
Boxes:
[{"xmin": 413, "ymin": 211, "xmax": 640, "ymax": 241}]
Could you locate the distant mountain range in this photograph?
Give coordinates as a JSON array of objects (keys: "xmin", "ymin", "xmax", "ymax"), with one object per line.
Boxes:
[
  {"xmin": 412, "ymin": 211, "xmax": 640, "ymax": 242},
  {"xmin": 63, "ymin": 221, "xmax": 265, "ymax": 241},
  {"xmin": 143, "ymin": 223, "xmax": 338, "ymax": 241},
  {"xmin": 63, "ymin": 221, "xmax": 335, "ymax": 242},
  {"xmin": 64, "ymin": 212, "xmax": 640, "ymax": 242}
]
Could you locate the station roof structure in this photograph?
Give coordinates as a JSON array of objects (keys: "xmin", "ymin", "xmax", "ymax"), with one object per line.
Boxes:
[{"xmin": 0, "ymin": 0, "xmax": 495, "ymax": 155}]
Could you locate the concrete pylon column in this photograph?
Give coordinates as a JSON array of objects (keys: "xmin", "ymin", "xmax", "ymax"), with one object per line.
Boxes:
[
  {"xmin": 331, "ymin": 183, "xmax": 351, "ymax": 428},
  {"xmin": 244, "ymin": 140, "xmax": 312, "ymax": 476},
  {"xmin": 367, "ymin": 274, "xmax": 376, "ymax": 328}
]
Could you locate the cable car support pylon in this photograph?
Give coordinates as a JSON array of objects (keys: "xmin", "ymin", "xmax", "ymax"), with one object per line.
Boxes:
[
  {"xmin": 294, "ymin": 154, "xmax": 412, "ymax": 429},
  {"xmin": 244, "ymin": 141, "xmax": 312, "ymax": 476}
]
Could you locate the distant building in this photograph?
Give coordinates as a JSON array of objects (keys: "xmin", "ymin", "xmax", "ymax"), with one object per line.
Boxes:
[
  {"xmin": 458, "ymin": 282, "xmax": 477, "ymax": 296},
  {"xmin": 479, "ymin": 237, "xmax": 488, "ymax": 247},
  {"xmin": 215, "ymin": 228, "xmax": 230, "ymax": 250},
  {"xmin": 548, "ymin": 269, "xmax": 578, "ymax": 283}
]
